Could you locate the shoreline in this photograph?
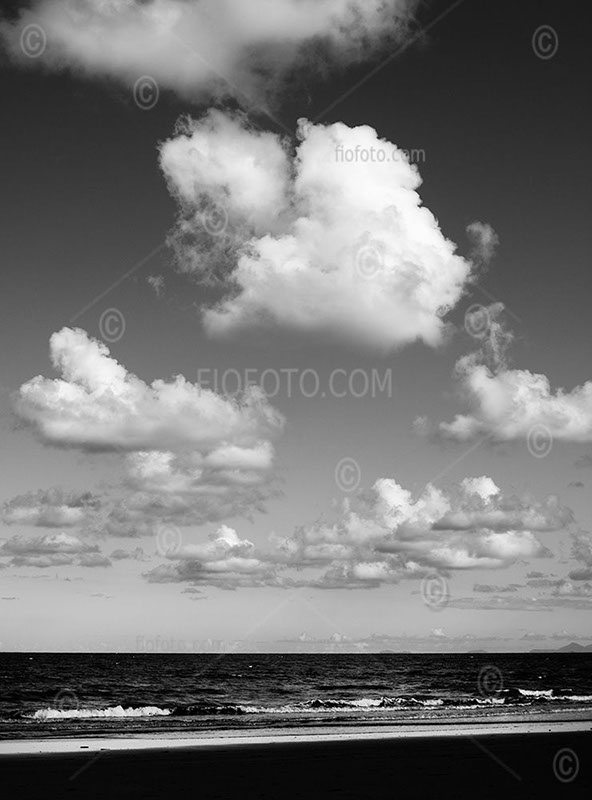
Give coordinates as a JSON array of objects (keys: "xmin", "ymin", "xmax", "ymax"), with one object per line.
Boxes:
[{"xmin": 1, "ymin": 717, "xmax": 590, "ymax": 756}]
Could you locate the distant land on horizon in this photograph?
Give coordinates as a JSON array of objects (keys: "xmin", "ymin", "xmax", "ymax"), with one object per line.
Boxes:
[{"xmin": 530, "ymin": 642, "xmax": 592, "ymax": 653}]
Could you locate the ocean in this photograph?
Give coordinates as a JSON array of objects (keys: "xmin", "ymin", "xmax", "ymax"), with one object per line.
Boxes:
[{"xmin": 2, "ymin": 652, "xmax": 591, "ymax": 740}]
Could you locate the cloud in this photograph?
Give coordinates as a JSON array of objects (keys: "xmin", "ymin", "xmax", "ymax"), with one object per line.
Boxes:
[
  {"xmin": 466, "ymin": 221, "xmax": 499, "ymax": 268},
  {"xmin": 15, "ymin": 327, "xmax": 283, "ymax": 452},
  {"xmin": 441, "ymin": 366, "xmax": 592, "ymax": 444},
  {"xmin": 160, "ymin": 112, "xmax": 475, "ymax": 353},
  {"xmin": 568, "ymin": 532, "xmax": 592, "ymax": 580},
  {"xmin": 147, "ymin": 275, "xmax": 165, "ymax": 297},
  {"xmin": 296, "ymin": 476, "xmax": 561, "ymax": 576},
  {"xmin": 0, "ymin": 532, "xmax": 98, "ymax": 556},
  {"xmin": 109, "ymin": 547, "xmax": 148, "ymax": 561},
  {"xmin": 144, "ymin": 524, "xmax": 279, "ymax": 589},
  {"xmin": 103, "ymin": 443, "xmax": 281, "ymax": 536},
  {"xmin": 78, "ymin": 552, "xmax": 112, "ymax": 568},
  {"xmin": 0, "ymin": 532, "xmax": 111, "ymax": 568},
  {"xmin": 473, "ymin": 583, "xmax": 519, "ymax": 593},
  {"xmin": 526, "ymin": 578, "xmax": 561, "ymax": 588},
  {"xmin": 437, "ymin": 305, "xmax": 592, "ymax": 443},
  {"xmin": 551, "ymin": 579, "xmax": 592, "ymax": 603},
  {"xmin": 142, "ymin": 475, "xmax": 569, "ymax": 591},
  {"xmin": 0, "ymin": 0, "xmax": 417, "ymax": 104},
  {"xmin": 14, "ymin": 328, "xmax": 284, "ymax": 534},
  {"xmin": 447, "ymin": 594, "xmax": 547, "ymax": 612},
  {"xmin": 2, "ymin": 487, "xmax": 101, "ymax": 528}
]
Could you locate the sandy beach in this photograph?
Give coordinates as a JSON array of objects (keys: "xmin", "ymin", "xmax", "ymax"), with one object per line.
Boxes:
[{"xmin": 1, "ymin": 721, "xmax": 590, "ymax": 799}]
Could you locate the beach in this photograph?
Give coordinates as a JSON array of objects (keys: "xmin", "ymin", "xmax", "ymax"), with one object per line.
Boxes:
[{"xmin": 1, "ymin": 721, "xmax": 590, "ymax": 799}]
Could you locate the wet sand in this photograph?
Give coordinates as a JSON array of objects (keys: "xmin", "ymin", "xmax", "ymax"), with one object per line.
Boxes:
[{"xmin": 1, "ymin": 722, "xmax": 591, "ymax": 799}]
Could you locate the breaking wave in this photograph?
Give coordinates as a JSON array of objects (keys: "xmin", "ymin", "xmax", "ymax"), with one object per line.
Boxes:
[
  {"xmin": 29, "ymin": 706, "xmax": 172, "ymax": 720},
  {"xmin": 26, "ymin": 690, "xmax": 592, "ymax": 721}
]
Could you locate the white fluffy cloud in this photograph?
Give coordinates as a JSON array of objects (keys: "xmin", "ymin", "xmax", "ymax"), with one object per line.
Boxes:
[
  {"xmin": 0, "ymin": 0, "xmax": 417, "ymax": 103},
  {"xmin": 433, "ymin": 303, "xmax": 592, "ymax": 444},
  {"xmin": 16, "ymin": 327, "xmax": 283, "ymax": 452},
  {"xmin": 161, "ymin": 112, "xmax": 474, "ymax": 352},
  {"xmin": 295, "ymin": 477, "xmax": 557, "ymax": 579},
  {"xmin": 145, "ymin": 524, "xmax": 279, "ymax": 589},
  {"xmin": 2, "ymin": 488, "xmax": 101, "ymax": 528},
  {"xmin": 14, "ymin": 328, "xmax": 283, "ymax": 535},
  {"xmin": 440, "ymin": 362, "xmax": 592, "ymax": 443},
  {"xmin": 144, "ymin": 476, "xmax": 568, "ymax": 590}
]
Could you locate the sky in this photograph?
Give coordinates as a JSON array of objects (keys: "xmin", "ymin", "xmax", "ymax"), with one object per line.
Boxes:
[{"xmin": 0, "ymin": 0, "xmax": 591, "ymax": 653}]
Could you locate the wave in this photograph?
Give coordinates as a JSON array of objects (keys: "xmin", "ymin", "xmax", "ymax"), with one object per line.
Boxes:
[
  {"xmin": 29, "ymin": 705, "xmax": 172, "ymax": 720},
  {"xmin": 24, "ymin": 691, "xmax": 592, "ymax": 721}
]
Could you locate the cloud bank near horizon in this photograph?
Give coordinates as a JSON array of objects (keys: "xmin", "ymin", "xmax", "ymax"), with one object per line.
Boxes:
[{"xmin": 144, "ymin": 474, "xmax": 572, "ymax": 590}]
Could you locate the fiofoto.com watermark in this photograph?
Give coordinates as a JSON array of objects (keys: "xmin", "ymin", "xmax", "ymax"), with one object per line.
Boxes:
[
  {"xmin": 136, "ymin": 636, "xmax": 204, "ymax": 653},
  {"xmin": 335, "ymin": 144, "xmax": 425, "ymax": 164},
  {"xmin": 196, "ymin": 367, "xmax": 394, "ymax": 400}
]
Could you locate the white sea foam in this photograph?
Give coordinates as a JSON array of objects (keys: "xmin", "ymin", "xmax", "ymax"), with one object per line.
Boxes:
[
  {"xmin": 517, "ymin": 689, "xmax": 553, "ymax": 698},
  {"xmin": 30, "ymin": 705, "xmax": 172, "ymax": 720}
]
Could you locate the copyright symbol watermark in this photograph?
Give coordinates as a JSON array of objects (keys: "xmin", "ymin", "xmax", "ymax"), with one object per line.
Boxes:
[
  {"xmin": 532, "ymin": 25, "xmax": 559, "ymax": 60},
  {"xmin": 477, "ymin": 664, "xmax": 503, "ymax": 697},
  {"xmin": 527, "ymin": 424, "xmax": 552, "ymax": 458},
  {"xmin": 156, "ymin": 523, "xmax": 182, "ymax": 557},
  {"xmin": 553, "ymin": 748, "xmax": 579, "ymax": 783},
  {"xmin": 133, "ymin": 75, "xmax": 159, "ymax": 110},
  {"xmin": 54, "ymin": 689, "xmax": 80, "ymax": 713},
  {"xmin": 355, "ymin": 242, "xmax": 384, "ymax": 280},
  {"xmin": 99, "ymin": 308, "xmax": 126, "ymax": 343},
  {"xmin": 421, "ymin": 574, "xmax": 449, "ymax": 611},
  {"xmin": 334, "ymin": 457, "xmax": 361, "ymax": 493},
  {"xmin": 201, "ymin": 202, "xmax": 228, "ymax": 237},
  {"xmin": 20, "ymin": 23, "xmax": 46, "ymax": 58},
  {"xmin": 464, "ymin": 303, "xmax": 490, "ymax": 339}
]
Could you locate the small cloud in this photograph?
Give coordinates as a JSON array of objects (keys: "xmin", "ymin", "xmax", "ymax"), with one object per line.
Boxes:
[
  {"xmin": 110, "ymin": 547, "xmax": 149, "ymax": 562},
  {"xmin": 147, "ymin": 275, "xmax": 165, "ymax": 297},
  {"xmin": 466, "ymin": 221, "xmax": 499, "ymax": 269},
  {"xmin": 473, "ymin": 583, "xmax": 518, "ymax": 593}
]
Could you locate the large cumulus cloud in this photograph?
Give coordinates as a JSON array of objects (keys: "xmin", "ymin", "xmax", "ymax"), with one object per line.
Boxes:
[{"xmin": 161, "ymin": 112, "xmax": 474, "ymax": 352}]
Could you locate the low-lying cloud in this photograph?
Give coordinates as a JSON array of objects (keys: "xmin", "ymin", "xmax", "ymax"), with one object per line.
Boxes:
[
  {"xmin": 143, "ymin": 475, "xmax": 569, "ymax": 590},
  {"xmin": 2, "ymin": 487, "xmax": 101, "ymax": 528}
]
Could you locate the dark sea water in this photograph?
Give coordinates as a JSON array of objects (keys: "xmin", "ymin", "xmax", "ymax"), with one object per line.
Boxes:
[{"xmin": 1, "ymin": 653, "xmax": 592, "ymax": 740}]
